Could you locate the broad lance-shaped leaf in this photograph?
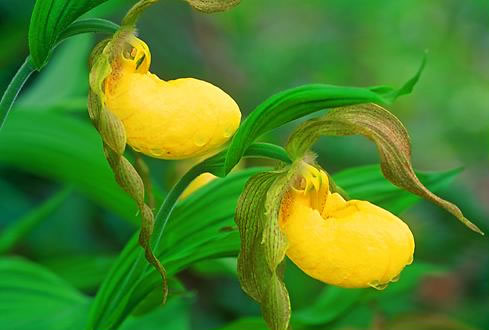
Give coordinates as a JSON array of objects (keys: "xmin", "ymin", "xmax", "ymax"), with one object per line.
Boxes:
[
  {"xmin": 286, "ymin": 103, "xmax": 483, "ymax": 234},
  {"xmin": 224, "ymin": 58, "xmax": 425, "ymax": 174},
  {"xmin": 0, "ymin": 187, "xmax": 72, "ymax": 254},
  {"xmin": 0, "ymin": 257, "xmax": 89, "ymax": 329},
  {"xmin": 29, "ymin": 0, "xmax": 111, "ymax": 68},
  {"xmin": 235, "ymin": 171, "xmax": 291, "ymax": 330}
]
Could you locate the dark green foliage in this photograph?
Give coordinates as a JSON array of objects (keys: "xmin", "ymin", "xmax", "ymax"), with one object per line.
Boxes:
[
  {"xmin": 1, "ymin": 0, "xmax": 487, "ymax": 329},
  {"xmin": 28, "ymin": 0, "xmax": 110, "ymax": 68}
]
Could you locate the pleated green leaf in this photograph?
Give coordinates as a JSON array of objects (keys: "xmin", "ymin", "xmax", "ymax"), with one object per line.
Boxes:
[
  {"xmin": 28, "ymin": 0, "xmax": 111, "ymax": 68},
  {"xmin": 0, "ymin": 257, "xmax": 90, "ymax": 330},
  {"xmin": 286, "ymin": 103, "xmax": 483, "ymax": 234},
  {"xmin": 0, "ymin": 110, "xmax": 137, "ymax": 223}
]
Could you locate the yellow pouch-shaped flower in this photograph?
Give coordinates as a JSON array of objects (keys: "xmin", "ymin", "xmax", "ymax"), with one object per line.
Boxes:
[
  {"xmin": 104, "ymin": 36, "xmax": 241, "ymax": 159},
  {"xmin": 279, "ymin": 164, "xmax": 415, "ymax": 289},
  {"xmin": 180, "ymin": 172, "xmax": 216, "ymax": 200}
]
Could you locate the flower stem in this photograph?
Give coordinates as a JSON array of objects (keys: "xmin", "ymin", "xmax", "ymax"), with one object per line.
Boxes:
[{"xmin": 0, "ymin": 56, "xmax": 35, "ymax": 130}]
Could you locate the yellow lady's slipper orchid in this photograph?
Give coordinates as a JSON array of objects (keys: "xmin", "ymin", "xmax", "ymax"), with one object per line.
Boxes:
[
  {"xmin": 104, "ymin": 35, "xmax": 241, "ymax": 159},
  {"xmin": 279, "ymin": 163, "xmax": 415, "ymax": 289}
]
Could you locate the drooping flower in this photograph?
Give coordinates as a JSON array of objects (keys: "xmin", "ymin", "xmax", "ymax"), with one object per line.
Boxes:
[
  {"xmin": 279, "ymin": 162, "xmax": 415, "ymax": 289},
  {"xmin": 103, "ymin": 35, "xmax": 241, "ymax": 159}
]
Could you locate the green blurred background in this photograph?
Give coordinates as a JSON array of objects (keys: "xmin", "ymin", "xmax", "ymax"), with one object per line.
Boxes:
[{"xmin": 1, "ymin": 0, "xmax": 488, "ymax": 329}]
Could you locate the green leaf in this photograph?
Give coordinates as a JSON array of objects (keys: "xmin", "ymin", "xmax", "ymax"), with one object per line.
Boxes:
[
  {"xmin": 41, "ymin": 255, "xmax": 115, "ymax": 291},
  {"xmin": 293, "ymin": 287, "xmax": 366, "ymax": 325},
  {"xmin": 1, "ymin": 19, "xmax": 117, "ymax": 130},
  {"xmin": 0, "ymin": 57, "xmax": 35, "ymax": 131},
  {"xmin": 87, "ymin": 168, "xmax": 265, "ymax": 328},
  {"xmin": 217, "ymin": 317, "xmax": 269, "ymax": 330},
  {"xmin": 0, "ymin": 187, "xmax": 72, "ymax": 254},
  {"xmin": 185, "ymin": 0, "xmax": 241, "ymax": 13},
  {"xmin": 235, "ymin": 171, "xmax": 291, "ymax": 330},
  {"xmin": 0, "ymin": 257, "xmax": 90, "ymax": 330},
  {"xmin": 367, "ymin": 262, "xmax": 444, "ymax": 301},
  {"xmin": 28, "ymin": 0, "xmax": 111, "ymax": 68},
  {"xmin": 286, "ymin": 103, "xmax": 482, "ymax": 234},
  {"xmin": 218, "ymin": 317, "xmax": 308, "ymax": 330},
  {"xmin": 0, "ymin": 109, "xmax": 138, "ymax": 223},
  {"xmin": 224, "ymin": 61, "xmax": 425, "ymax": 175},
  {"xmin": 293, "ymin": 263, "xmax": 443, "ymax": 326},
  {"xmin": 120, "ymin": 296, "xmax": 191, "ymax": 330},
  {"xmin": 369, "ymin": 53, "xmax": 427, "ymax": 104},
  {"xmin": 19, "ymin": 35, "xmax": 94, "ymax": 108}
]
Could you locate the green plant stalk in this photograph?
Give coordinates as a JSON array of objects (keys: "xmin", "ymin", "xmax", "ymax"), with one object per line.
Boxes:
[{"xmin": 0, "ymin": 57, "xmax": 35, "ymax": 130}]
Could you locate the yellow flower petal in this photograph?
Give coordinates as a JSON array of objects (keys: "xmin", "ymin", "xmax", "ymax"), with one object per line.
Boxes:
[
  {"xmin": 279, "ymin": 165, "xmax": 415, "ymax": 289},
  {"xmin": 104, "ymin": 36, "xmax": 241, "ymax": 159}
]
